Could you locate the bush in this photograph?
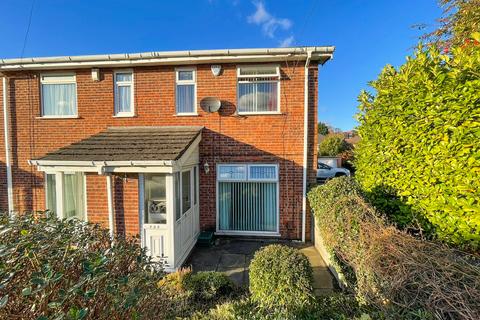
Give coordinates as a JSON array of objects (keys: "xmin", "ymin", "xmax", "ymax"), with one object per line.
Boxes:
[
  {"xmin": 355, "ymin": 41, "xmax": 480, "ymax": 249},
  {"xmin": 0, "ymin": 212, "xmax": 234, "ymax": 319},
  {"xmin": 248, "ymin": 244, "xmax": 315, "ymax": 315},
  {"xmin": 308, "ymin": 177, "xmax": 480, "ymax": 319},
  {"xmin": 319, "ymin": 134, "xmax": 352, "ymax": 156},
  {"xmin": 183, "ymin": 271, "xmax": 234, "ymax": 301},
  {"xmin": 0, "ymin": 211, "xmax": 166, "ymax": 319}
]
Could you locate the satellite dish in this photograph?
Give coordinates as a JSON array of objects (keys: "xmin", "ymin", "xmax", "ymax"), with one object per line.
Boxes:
[{"xmin": 200, "ymin": 97, "xmax": 221, "ymax": 113}]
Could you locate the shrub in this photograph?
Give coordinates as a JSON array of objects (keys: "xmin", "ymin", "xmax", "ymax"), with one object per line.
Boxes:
[
  {"xmin": 0, "ymin": 212, "xmax": 234, "ymax": 319},
  {"xmin": 308, "ymin": 177, "xmax": 480, "ymax": 319},
  {"xmin": 183, "ymin": 271, "xmax": 234, "ymax": 301},
  {"xmin": 318, "ymin": 134, "xmax": 352, "ymax": 156},
  {"xmin": 355, "ymin": 41, "xmax": 480, "ymax": 249},
  {"xmin": 248, "ymin": 244, "xmax": 315, "ymax": 315},
  {"xmin": 0, "ymin": 211, "xmax": 166, "ymax": 319}
]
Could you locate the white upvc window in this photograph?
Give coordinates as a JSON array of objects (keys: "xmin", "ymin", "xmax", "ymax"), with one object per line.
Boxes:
[
  {"xmin": 237, "ymin": 65, "xmax": 280, "ymax": 114},
  {"xmin": 175, "ymin": 68, "xmax": 197, "ymax": 115},
  {"xmin": 114, "ymin": 70, "xmax": 134, "ymax": 116},
  {"xmin": 40, "ymin": 73, "xmax": 78, "ymax": 117},
  {"xmin": 217, "ymin": 163, "xmax": 279, "ymax": 234},
  {"xmin": 45, "ymin": 172, "xmax": 86, "ymax": 221}
]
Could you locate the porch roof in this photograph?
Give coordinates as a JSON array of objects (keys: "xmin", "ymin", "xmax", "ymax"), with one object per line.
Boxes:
[{"xmin": 33, "ymin": 126, "xmax": 203, "ymax": 162}]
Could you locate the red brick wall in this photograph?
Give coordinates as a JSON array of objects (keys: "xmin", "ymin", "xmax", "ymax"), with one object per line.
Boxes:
[{"xmin": 0, "ymin": 61, "xmax": 319, "ymax": 240}]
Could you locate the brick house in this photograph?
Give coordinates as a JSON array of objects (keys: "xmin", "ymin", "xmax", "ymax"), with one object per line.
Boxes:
[{"xmin": 0, "ymin": 47, "xmax": 334, "ymax": 271}]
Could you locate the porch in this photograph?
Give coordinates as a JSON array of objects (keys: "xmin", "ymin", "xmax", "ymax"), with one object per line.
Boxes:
[{"xmin": 184, "ymin": 238, "xmax": 335, "ymax": 295}]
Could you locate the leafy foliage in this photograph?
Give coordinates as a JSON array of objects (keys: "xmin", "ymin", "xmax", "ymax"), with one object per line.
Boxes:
[
  {"xmin": 308, "ymin": 177, "xmax": 480, "ymax": 319},
  {"xmin": 318, "ymin": 134, "xmax": 352, "ymax": 157},
  {"xmin": 317, "ymin": 121, "xmax": 330, "ymax": 135},
  {"xmin": 0, "ymin": 212, "xmax": 235, "ymax": 319},
  {"xmin": 248, "ymin": 244, "xmax": 315, "ymax": 316},
  {"xmin": 183, "ymin": 271, "xmax": 235, "ymax": 301},
  {"xmin": 355, "ymin": 42, "xmax": 480, "ymax": 249},
  {"xmin": 422, "ymin": 0, "xmax": 480, "ymax": 49}
]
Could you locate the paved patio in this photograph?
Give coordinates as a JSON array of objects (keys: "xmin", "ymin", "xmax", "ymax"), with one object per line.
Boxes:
[{"xmin": 184, "ymin": 238, "xmax": 335, "ymax": 296}]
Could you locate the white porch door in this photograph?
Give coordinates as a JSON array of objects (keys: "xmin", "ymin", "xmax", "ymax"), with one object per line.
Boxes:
[{"xmin": 141, "ymin": 173, "xmax": 172, "ymax": 267}]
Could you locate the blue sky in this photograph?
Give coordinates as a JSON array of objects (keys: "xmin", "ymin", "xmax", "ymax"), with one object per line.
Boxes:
[{"xmin": 1, "ymin": 0, "xmax": 442, "ymax": 130}]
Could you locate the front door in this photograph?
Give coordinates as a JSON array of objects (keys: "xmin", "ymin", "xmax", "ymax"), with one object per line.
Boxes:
[{"xmin": 142, "ymin": 173, "xmax": 170, "ymax": 266}]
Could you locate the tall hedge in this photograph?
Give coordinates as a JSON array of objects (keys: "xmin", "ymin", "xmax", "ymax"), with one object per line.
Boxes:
[{"xmin": 355, "ymin": 41, "xmax": 480, "ymax": 249}]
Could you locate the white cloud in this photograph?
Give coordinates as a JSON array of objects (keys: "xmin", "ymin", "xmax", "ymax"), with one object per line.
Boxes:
[
  {"xmin": 279, "ymin": 35, "xmax": 295, "ymax": 47},
  {"xmin": 247, "ymin": 1, "xmax": 292, "ymax": 38}
]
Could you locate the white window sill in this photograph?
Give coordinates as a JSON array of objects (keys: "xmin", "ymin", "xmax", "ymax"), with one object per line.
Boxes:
[
  {"xmin": 113, "ymin": 114, "xmax": 136, "ymax": 118},
  {"xmin": 175, "ymin": 113, "xmax": 199, "ymax": 117},
  {"xmin": 236, "ymin": 111, "xmax": 282, "ymax": 116},
  {"xmin": 36, "ymin": 115, "xmax": 79, "ymax": 119}
]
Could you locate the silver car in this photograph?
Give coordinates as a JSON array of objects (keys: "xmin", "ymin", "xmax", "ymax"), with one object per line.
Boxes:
[{"xmin": 317, "ymin": 162, "xmax": 350, "ymax": 182}]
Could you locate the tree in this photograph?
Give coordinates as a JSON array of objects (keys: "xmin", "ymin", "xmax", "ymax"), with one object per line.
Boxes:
[
  {"xmin": 317, "ymin": 122, "xmax": 329, "ymax": 135},
  {"xmin": 318, "ymin": 134, "xmax": 352, "ymax": 157},
  {"xmin": 422, "ymin": 0, "xmax": 480, "ymax": 48}
]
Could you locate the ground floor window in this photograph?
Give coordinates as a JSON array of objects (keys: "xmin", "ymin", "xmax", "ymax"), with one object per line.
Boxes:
[
  {"xmin": 45, "ymin": 172, "xmax": 85, "ymax": 220},
  {"xmin": 217, "ymin": 164, "xmax": 278, "ymax": 233}
]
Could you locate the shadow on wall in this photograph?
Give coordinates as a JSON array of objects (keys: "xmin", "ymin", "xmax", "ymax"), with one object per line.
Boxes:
[
  {"xmin": 6, "ymin": 76, "xmax": 45, "ymax": 213},
  {"xmin": 198, "ymin": 128, "xmax": 317, "ymax": 240}
]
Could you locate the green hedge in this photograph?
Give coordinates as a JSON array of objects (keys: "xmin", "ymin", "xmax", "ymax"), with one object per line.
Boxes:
[
  {"xmin": 308, "ymin": 177, "xmax": 480, "ymax": 319},
  {"xmin": 355, "ymin": 42, "xmax": 480, "ymax": 249},
  {"xmin": 249, "ymin": 244, "xmax": 315, "ymax": 315}
]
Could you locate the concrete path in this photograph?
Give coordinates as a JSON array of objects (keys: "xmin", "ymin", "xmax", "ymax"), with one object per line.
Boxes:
[{"xmin": 184, "ymin": 238, "xmax": 334, "ymax": 295}]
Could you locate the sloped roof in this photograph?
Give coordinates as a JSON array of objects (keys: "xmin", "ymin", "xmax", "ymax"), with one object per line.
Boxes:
[{"xmin": 35, "ymin": 126, "xmax": 202, "ymax": 162}]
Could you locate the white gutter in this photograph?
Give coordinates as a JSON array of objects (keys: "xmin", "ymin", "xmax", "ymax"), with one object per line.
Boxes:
[
  {"xmin": 0, "ymin": 47, "xmax": 335, "ymax": 71},
  {"xmin": 302, "ymin": 50, "xmax": 313, "ymax": 242},
  {"xmin": 28, "ymin": 160, "xmax": 175, "ymax": 167},
  {"xmin": 2, "ymin": 77, "xmax": 14, "ymax": 215}
]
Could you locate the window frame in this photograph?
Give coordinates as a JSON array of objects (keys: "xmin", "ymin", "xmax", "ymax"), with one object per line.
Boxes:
[
  {"xmin": 44, "ymin": 171, "xmax": 87, "ymax": 221},
  {"xmin": 175, "ymin": 67, "xmax": 197, "ymax": 116},
  {"xmin": 216, "ymin": 163, "xmax": 280, "ymax": 236},
  {"xmin": 40, "ymin": 72, "xmax": 78, "ymax": 118},
  {"xmin": 236, "ymin": 65, "xmax": 281, "ymax": 115},
  {"xmin": 114, "ymin": 69, "xmax": 135, "ymax": 117}
]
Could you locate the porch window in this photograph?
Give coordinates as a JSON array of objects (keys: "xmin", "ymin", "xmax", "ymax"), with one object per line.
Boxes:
[
  {"xmin": 45, "ymin": 172, "xmax": 85, "ymax": 220},
  {"xmin": 144, "ymin": 174, "xmax": 167, "ymax": 224},
  {"xmin": 114, "ymin": 70, "xmax": 134, "ymax": 116},
  {"xmin": 63, "ymin": 173, "xmax": 85, "ymax": 220},
  {"xmin": 237, "ymin": 66, "xmax": 280, "ymax": 114},
  {"xmin": 40, "ymin": 73, "xmax": 77, "ymax": 117},
  {"xmin": 181, "ymin": 170, "xmax": 191, "ymax": 214},
  {"xmin": 218, "ymin": 164, "xmax": 278, "ymax": 233},
  {"xmin": 175, "ymin": 68, "xmax": 196, "ymax": 115},
  {"xmin": 45, "ymin": 173, "xmax": 56, "ymax": 212}
]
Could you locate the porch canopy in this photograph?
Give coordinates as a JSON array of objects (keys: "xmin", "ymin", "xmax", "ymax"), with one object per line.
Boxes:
[{"xmin": 30, "ymin": 126, "xmax": 203, "ymax": 173}]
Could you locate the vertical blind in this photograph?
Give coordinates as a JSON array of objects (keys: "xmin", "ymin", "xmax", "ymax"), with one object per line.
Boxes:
[
  {"xmin": 237, "ymin": 66, "xmax": 279, "ymax": 113},
  {"xmin": 218, "ymin": 164, "xmax": 278, "ymax": 233},
  {"xmin": 218, "ymin": 182, "xmax": 277, "ymax": 232},
  {"xmin": 238, "ymin": 82, "xmax": 278, "ymax": 113},
  {"xmin": 176, "ymin": 69, "xmax": 195, "ymax": 114}
]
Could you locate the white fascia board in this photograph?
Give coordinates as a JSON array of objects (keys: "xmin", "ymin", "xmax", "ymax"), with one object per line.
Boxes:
[
  {"xmin": 0, "ymin": 49, "xmax": 334, "ymax": 71},
  {"xmin": 30, "ymin": 159, "xmax": 175, "ymax": 166}
]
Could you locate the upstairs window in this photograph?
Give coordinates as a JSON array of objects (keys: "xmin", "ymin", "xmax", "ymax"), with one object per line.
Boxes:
[
  {"xmin": 237, "ymin": 66, "xmax": 280, "ymax": 114},
  {"xmin": 41, "ymin": 73, "xmax": 77, "ymax": 117},
  {"xmin": 175, "ymin": 68, "xmax": 196, "ymax": 115},
  {"xmin": 114, "ymin": 71, "xmax": 134, "ymax": 116}
]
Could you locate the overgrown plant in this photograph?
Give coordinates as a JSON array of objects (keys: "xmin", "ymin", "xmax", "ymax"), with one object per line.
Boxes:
[
  {"xmin": 308, "ymin": 177, "xmax": 480, "ymax": 320},
  {"xmin": 249, "ymin": 245, "xmax": 315, "ymax": 316},
  {"xmin": 0, "ymin": 212, "xmax": 235, "ymax": 319},
  {"xmin": 355, "ymin": 38, "xmax": 480, "ymax": 249}
]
